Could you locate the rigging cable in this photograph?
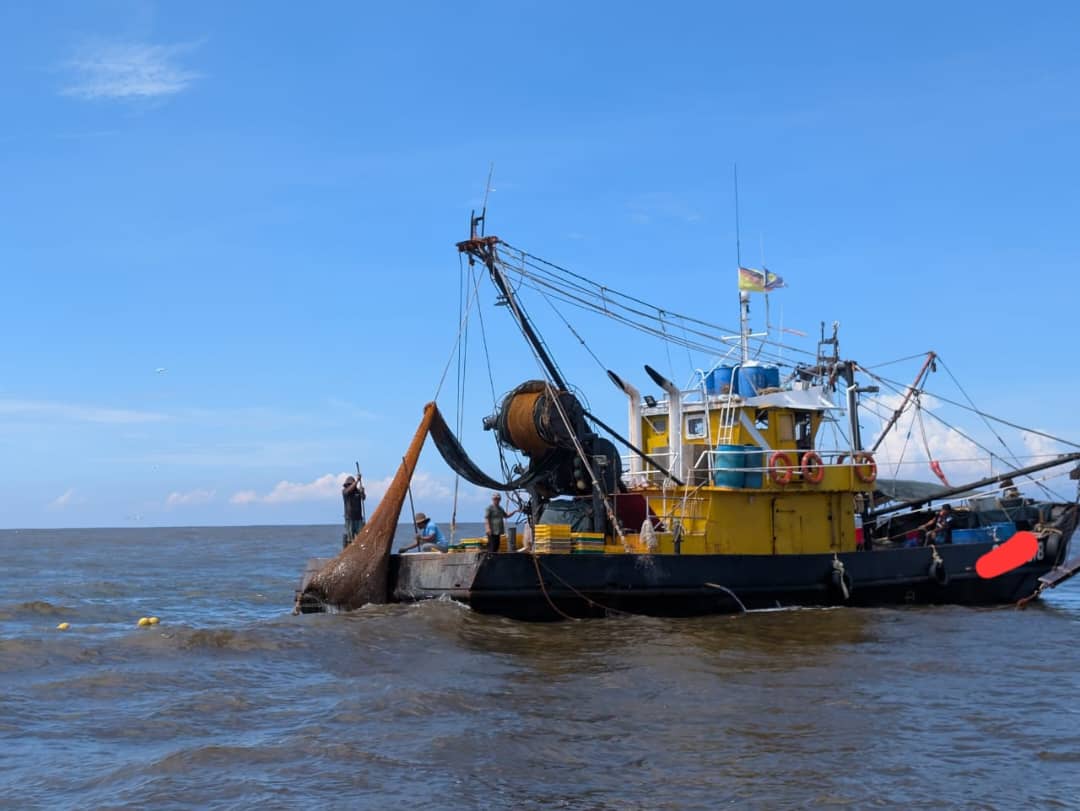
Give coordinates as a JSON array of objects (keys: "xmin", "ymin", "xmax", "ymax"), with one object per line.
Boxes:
[
  {"xmin": 472, "ymin": 263, "xmax": 517, "ymax": 482},
  {"xmin": 863, "ymin": 367, "xmax": 1080, "ymax": 450},
  {"xmin": 486, "ymin": 244, "xmax": 626, "ymax": 542},
  {"xmin": 860, "ymin": 365, "xmax": 1068, "ymax": 500},
  {"xmin": 433, "ymin": 254, "xmax": 486, "ymax": 401},
  {"xmin": 500, "ymin": 243, "xmax": 817, "ymax": 364},
  {"xmin": 937, "ymin": 356, "xmax": 1059, "ymax": 501}
]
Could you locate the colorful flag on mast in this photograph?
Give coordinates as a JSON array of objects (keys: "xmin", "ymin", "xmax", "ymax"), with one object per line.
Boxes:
[{"xmin": 738, "ymin": 266, "xmax": 786, "ymax": 293}]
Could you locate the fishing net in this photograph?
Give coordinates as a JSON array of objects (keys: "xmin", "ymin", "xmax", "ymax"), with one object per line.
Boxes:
[
  {"xmin": 297, "ymin": 403, "xmax": 436, "ymax": 612},
  {"xmin": 429, "ymin": 405, "xmax": 543, "ymax": 492}
]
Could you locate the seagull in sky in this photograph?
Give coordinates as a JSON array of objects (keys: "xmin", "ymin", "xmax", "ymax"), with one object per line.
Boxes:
[{"xmin": 155, "ymin": 367, "xmax": 167, "ymax": 374}]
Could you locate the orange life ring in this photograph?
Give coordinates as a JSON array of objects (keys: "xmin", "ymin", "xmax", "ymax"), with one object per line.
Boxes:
[
  {"xmin": 853, "ymin": 451, "xmax": 877, "ymax": 484},
  {"xmin": 768, "ymin": 451, "xmax": 795, "ymax": 485},
  {"xmin": 801, "ymin": 451, "xmax": 825, "ymax": 484}
]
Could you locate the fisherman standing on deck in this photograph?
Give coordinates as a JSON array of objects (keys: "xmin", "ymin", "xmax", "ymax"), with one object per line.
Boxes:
[
  {"xmin": 484, "ymin": 493, "xmax": 517, "ymax": 553},
  {"xmin": 341, "ymin": 475, "xmax": 366, "ymax": 549},
  {"xmin": 919, "ymin": 504, "xmax": 955, "ymax": 545},
  {"xmin": 413, "ymin": 513, "xmax": 448, "ymax": 553}
]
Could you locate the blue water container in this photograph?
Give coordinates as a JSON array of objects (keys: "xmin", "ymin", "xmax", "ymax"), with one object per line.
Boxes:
[
  {"xmin": 742, "ymin": 445, "xmax": 764, "ymax": 488},
  {"xmin": 987, "ymin": 522, "xmax": 1017, "ymax": 542},
  {"xmin": 706, "ymin": 366, "xmax": 735, "ymax": 395},
  {"xmin": 952, "ymin": 528, "xmax": 993, "ymax": 544},
  {"xmin": 735, "ymin": 364, "xmax": 781, "ymax": 396},
  {"xmin": 713, "ymin": 444, "xmax": 746, "ymax": 487}
]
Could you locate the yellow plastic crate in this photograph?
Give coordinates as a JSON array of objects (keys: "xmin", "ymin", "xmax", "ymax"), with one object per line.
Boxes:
[{"xmin": 534, "ymin": 523, "xmax": 572, "ymax": 540}]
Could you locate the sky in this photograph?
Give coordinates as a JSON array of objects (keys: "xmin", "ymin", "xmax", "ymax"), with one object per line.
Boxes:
[{"xmin": 2, "ymin": 1, "xmax": 1079, "ymax": 528}]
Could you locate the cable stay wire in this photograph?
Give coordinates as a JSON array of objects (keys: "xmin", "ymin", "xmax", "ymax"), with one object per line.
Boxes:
[
  {"xmin": 861, "ymin": 365, "xmax": 1080, "ymax": 451},
  {"xmin": 935, "ymin": 356, "xmax": 1058, "ymax": 500},
  {"xmin": 497, "ymin": 243, "xmax": 818, "ymax": 364},
  {"xmin": 471, "ymin": 263, "xmax": 519, "ymax": 482},
  {"xmin": 863, "ymin": 393, "xmax": 1069, "ymax": 499},
  {"xmin": 506, "ymin": 263, "xmax": 804, "ymax": 371}
]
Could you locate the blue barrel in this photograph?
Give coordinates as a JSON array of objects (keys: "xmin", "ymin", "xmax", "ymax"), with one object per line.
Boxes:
[
  {"xmin": 734, "ymin": 364, "xmax": 781, "ymax": 396},
  {"xmin": 713, "ymin": 444, "xmax": 745, "ymax": 487},
  {"xmin": 742, "ymin": 446, "xmax": 764, "ymax": 488},
  {"xmin": 706, "ymin": 366, "xmax": 735, "ymax": 395}
]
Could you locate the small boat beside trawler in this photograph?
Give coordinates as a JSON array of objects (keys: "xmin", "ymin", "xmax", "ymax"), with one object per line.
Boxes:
[{"xmin": 295, "ymin": 214, "xmax": 1080, "ymax": 621}]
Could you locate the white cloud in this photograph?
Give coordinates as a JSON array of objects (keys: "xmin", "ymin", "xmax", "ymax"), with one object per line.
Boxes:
[
  {"xmin": 229, "ymin": 470, "xmax": 457, "ymax": 506},
  {"xmin": 861, "ymin": 392, "xmax": 985, "ymax": 483},
  {"xmin": 49, "ymin": 488, "xmax": 77, "ymax": 509},
  {"xmin": 165, "ymin": 488, "xmax": 216, "ymax": 508},
  {"xmin": 63, "ymin": 41, "xmax": 201, "ymax": 101},
  {"xmin": 1021, "ymin": 431, "xmax": 1062, "ymax": 463},
  {"xmin": 862, "ymin": 393, "xmax": 1077, "ymax": 487},
  {"xmin": 231, "ymin": 472, "xmax": 349, "ymax": 505},
  {"xmin": 360, "ymin": 471, "xmax": 455, "ymax": 503},
  {"xmin": 0, "ymin": 399, "xmax": 167, "ymax": 424}
]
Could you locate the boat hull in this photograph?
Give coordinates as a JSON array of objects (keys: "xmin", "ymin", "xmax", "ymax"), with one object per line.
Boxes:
[
  {"xmin": 380, "ymin": 532, "xmax": 1070, "ymax": 620},
  {"xmin": 295, "ymin": 510, "xmax": 1076, "ymax": 620}
]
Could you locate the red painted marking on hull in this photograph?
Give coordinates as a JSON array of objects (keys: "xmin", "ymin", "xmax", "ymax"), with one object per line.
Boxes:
[{"xmin": 975, "ymin": 531, "xmax": 1039, "ymax": 579}]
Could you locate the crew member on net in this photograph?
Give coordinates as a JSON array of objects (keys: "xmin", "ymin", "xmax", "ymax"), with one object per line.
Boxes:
[
  {"xmin": 341, "ymin": 475, "xmax": 366, "ymax": 549},
  {"xmin": 918, "ymin": 503, "xmax": 955, "ymax": 545},
  {"xmin": 413, "ymin": 513, "xmax": 448, "ymax": 553},
  {"xmin": 484, "ymin": 493, "xmax": 517, "ymax": 553}
]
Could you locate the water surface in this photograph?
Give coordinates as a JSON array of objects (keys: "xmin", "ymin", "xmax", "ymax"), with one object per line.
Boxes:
[{"xmin": 2, "ymin": 525, "xmax": 1079, "ymax": 810}]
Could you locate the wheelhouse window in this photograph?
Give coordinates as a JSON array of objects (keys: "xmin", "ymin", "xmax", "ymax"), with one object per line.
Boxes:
[{"xmin": 685, "ymin": 414, "xmax": 707, "ymax": 439}]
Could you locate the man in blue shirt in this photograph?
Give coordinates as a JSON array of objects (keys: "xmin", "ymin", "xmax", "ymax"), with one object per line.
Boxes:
[{"xmin": 412, "ymin": 512, "xmax": 448, "ymax": 553}]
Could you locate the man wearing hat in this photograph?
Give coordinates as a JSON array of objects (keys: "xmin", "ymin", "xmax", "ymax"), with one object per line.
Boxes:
[
  {"xmin": 341, "ymin": 475, "xmax": 366, "ymax": 549},
  {"xmin": 484, "ymin": 493, "xmax": 517, "ymax": 554},
  {"xmin": 413, "ymin": 512, "xmax": 448, "ymax": 553},
  {"xmin": 918, "ymin": 503, "xmax": 955, "ymax": 546}
]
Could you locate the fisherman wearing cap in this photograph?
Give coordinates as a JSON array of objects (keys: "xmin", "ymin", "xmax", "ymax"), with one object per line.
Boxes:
[
  {"xmin": 341, "ymin": 475, "xmax": 366, "ymax": 549},
  {"xmin": 413, "ymin": 512, "xmax": 448, "ymax": 553},
  {"xmin": 484, "ymin": 493, "xmax": 517, "ymax": 553},
  {"xmin": 918, "ymin": 503, "xmax": 955, "ymax": 545}
]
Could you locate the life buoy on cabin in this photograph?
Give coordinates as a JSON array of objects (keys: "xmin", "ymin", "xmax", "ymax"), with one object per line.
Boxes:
[
  {"xmin": 768, "ymin": 451, "xmax": 795, "ymax": 485},
  {"xmin": 852, "ymin": 451, "xmax": 878, "ymax": 484},
  {"xmin": 800, "ymin": 451, "xmax": 825, "ymax": 484}
]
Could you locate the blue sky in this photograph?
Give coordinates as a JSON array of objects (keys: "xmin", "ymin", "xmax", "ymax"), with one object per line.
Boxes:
[{"xmin": 2, "ymin": 1, "xmax": 1079, "ymax": 528}]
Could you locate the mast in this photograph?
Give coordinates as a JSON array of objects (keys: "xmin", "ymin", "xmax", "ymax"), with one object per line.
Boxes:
[
  {"xmin": 457, "ymin": 215, "xmax": 567, "ymax": 391},
  {"xmin": 734, "ymin": 165, "xmax": 750, "ymax": 362}
]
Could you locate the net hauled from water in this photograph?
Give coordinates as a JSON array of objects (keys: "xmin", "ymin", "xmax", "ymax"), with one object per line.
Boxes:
[
  {"xmin": 297, "ymin": 400, "xmax": 540, "ymax": 612},
  {"xmin": 298, "ymin": 403, "xmax": 436, "ymax": 611}
]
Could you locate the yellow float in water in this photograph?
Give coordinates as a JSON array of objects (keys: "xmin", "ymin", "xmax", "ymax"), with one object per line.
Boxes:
[
  {"xmin": 148, "ymin": 617, "xmax": 160, "ymax": 625},
  {"xmin": 57, "ymin": 622, "xmax": 70, "ymax": 631},
  {"xmin": 137, "ymin": 617, "xmax": 151, "ymax": 627}
]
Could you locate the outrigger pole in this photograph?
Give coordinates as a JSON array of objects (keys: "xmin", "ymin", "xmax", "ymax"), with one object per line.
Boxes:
[
  {"xmin": 868, "ymin": 451, "xmax": 1080, "ymax": 519},
  {"xmin": 866, "ymin": 351, "xmax": 937, "ymax": 453}
]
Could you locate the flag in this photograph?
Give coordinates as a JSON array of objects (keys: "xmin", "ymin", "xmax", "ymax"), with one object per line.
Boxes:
[{"xmin": 738, "ymin": 266, "xmax": 786, "ymax": 293}]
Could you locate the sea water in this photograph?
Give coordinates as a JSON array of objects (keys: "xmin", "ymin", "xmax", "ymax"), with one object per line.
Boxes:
[{"xmin": 2, "ymin": 525, "xmax": 1080, "ymax": 810}]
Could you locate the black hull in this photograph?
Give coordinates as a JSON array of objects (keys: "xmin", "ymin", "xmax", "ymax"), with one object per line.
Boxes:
[
  {"xmin": 386, "ymin": 540, "xmax": 1066, "ymax": 621},
  {"xmin": 296, "ymin": 509, "xmax": 1077, "ymax": 621}
]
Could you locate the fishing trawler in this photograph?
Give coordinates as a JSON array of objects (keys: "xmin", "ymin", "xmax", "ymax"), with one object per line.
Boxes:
[{"xmin": 295, "ymin": 215, "xmax": 1080, "ymax": 620}]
